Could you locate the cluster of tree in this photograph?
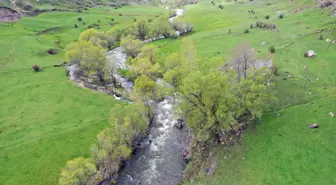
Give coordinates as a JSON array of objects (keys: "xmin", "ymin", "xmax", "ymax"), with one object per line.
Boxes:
[
  {"xmin": 125, "ymin": 15, "xmax": 191, "ymax": 40},
  {"xmin": 59, "ymin": 103, "xmax": 151, "ymax": 185},
  {"xmin": 256, "ymin": 21, "xmax": 277, "ymax": 30},
  {"xmin": 162, "ymin": 40, "xmax": 273, "ymax": 142},
  {"xmin": 65, "ymin": 28, "xmax": 122, "ymax": 81}
]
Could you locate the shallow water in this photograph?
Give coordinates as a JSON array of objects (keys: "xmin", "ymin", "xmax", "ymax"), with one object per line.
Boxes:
[{"xmin": 118, "ymin": 97, "xmax": 188, "ymax": 185}]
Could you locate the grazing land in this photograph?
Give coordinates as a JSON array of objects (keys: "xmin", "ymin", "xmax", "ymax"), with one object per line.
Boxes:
[
  {"xmin": 0, "ymin": 0, "xmax": 335, "ymax": 185},
  {"xmin": 0, "ymin": 5, "xmax": 166, "ymax": 185}
]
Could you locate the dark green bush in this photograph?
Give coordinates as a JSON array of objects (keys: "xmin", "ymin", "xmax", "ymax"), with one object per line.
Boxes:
[
  {"xmin": 32, "ymin": 64, "xmax": 40, "ymax": 72},
  {"xmin": 265, "ymin": 15, "xmax": 270, "ymax": 20},
  {"xmin": 269, "ymin": 46, "xmax": 276, "ymax": 53}
]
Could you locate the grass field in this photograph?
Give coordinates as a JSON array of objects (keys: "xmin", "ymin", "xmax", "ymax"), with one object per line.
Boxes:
[
  {"xmin": 151, "ymin": 0, "xmax": 336, "ymax": 184},
  {"xmin": 0, "ymin": 6, "xmax": 165, "ymax": 185}
]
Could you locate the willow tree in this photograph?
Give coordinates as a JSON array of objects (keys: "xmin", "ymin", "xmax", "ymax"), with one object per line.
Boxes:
[
  {"xmin": 59, "ymin": 158, "xmax": 102, "ymax": 185},
  {"xmin": 80, "ymin": 44, "xmax": 107, "ymax": 81}
]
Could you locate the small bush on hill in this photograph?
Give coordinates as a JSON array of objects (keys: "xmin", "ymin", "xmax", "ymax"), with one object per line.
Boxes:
[
  {"xmin": 277, "ymin": 11, "xmax": 285, "ymax": 19},
  {"xmin": 265, "ymin": 15, "xmax": 270, "ymax": 20},
  {"xmin": 74, "ymin": 24, "xmax": 78, "ymax": 28},
  {"xmin": 269, "ymin": 46, "xmax": 276, "ymax": 53},
  {"xmin": 319, "ymin": 35, "xmax": 324, "ymax": 40},
  {"xmin": 244, "ymin": 28, "xmax": 249, "ymax": 33},
  {"xmin": 32, "ymin": 64, "xmax": 40, "ymax": 72},
  {"xmin": 250, "ymin": 24, "xmax": 254, "ymax": 29},
  {"xmin": 119, "ymin": 13, "xmax": 122, "ymax": 16},
  {"xmin": 77, "ymin": 17, "xmax": 82, "ymax": 21},
  {"xmin": 219, "ymin": 5, "xmax": 224, "ymax": 9},
  {"xmin": 256, "ymin": 21, "xmax": 276, "ymax": 30}
]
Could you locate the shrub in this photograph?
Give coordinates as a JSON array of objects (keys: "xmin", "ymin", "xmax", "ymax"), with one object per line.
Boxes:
[
  {"xmin": 119, "ymin": 13, "xmax": 122, "ymax": 16},
  {"xmin": 111, "ymin": 18, "xmax": 114, "ymax": 21},
  {"xmin": 244, "ymin": 28, "xmax": 249, "ymax": 33},
  {"xmin": 77, "ymin": 17, "xmax": 82, "ymax": 21},
  {"xmin": 32, "ymin": 64, "xmax": 40, "ymax": 72},
  {"xmin": 250, "ymin": 24, "xmax": 254, "ymax": 29},
  {"xmin": 74, "ymin": 24, "xmax": 78, "ymax": 28},
  {"xmin": 218, "ymin": 5, "xmax": 224, "ymax": 9},
  {"xmin": 268, "ymin": 46, "xmax": 275, "ymax": 53},
  {"xmin": 319, "ymin": 35, "xmax": 324, "ymax": 40},
  {"xmin": 277, "ymin": 11, "xmax": 285, "ymax": 19},
  {"xmin": 265, "ymin": 15, "xmax": 270, "ymax": 20}
]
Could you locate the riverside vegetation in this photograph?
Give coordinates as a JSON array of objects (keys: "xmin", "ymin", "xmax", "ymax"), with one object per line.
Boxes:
[{"xmin": 0, "ymin": 0, "xmax": 335, "ymax": 185}]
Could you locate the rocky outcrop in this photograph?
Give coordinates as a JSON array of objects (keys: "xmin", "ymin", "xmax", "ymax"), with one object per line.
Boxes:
[{"xmin": 0, "ymin": 7, "xmax": 20, "ymax": 22}]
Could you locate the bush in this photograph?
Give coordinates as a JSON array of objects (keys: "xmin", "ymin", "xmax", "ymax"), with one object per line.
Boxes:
[
  {"xmin": 268, "ymin": 46, "xmax": 275, "ymax": 53},
  {"xmin": 277, "ymin": 11, "xmax": 285, "ymax": 19},
  {"xmin": 77, "ymin": 17, "xmax": 82, "ymax": 21},
  {"xmin": 32, "ymin": 64, "xmax": 40, "ymax": 72},
  {"xmin": 218, "ymin": 5, "xmax": 224, "ymax": 9},
  {"xmin": 244, "ymin": 28, "xmax": 249, "ymax": 33},
  {"xmin": 74, "ymin": 24, "xmax": 78, "ymax": 28},
  {"xmin": 256, "ymin": 21, "xmax": 276, "ymax": 30},
  {"xmin": 319, "ymin": 35, "xmax": 324, "ymax": 40},
  {"xmin": 111, "ymin": 18, "xmax": 114, "ymax": 21},
  {"xmin": 250, "ymin": 24, "xmax": 254, "ymax": 29},
  {"xmin": 119, "ymin": 13, "xmax": 122, "ymax": 16},
  {"xmin": 265, "ymin": 15, "xmax": 270, "ymax": 20}
]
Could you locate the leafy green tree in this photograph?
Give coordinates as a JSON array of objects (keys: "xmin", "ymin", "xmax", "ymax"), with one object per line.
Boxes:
[
  {"xmin": 80, "ymin": 44, "xmax": 107, "ymax": 81},
  {"xmin": 79, "ymin": 29, "xmax": 109, "ymax": 48},
  {"xmin": 120, "ymin": 35, "xmax": 143, "ymax": 57},
  {"xmin": 59, "ymin": 158, "xmax": 102, "ymax": 185},
  {"xmin": 137, "ymin": 45, "xmax": 159, "ymax": 64},
  {"xmin": 133, "ymin": 75, "xmax": 158, "ymax": 102},
  {"xmin": 164, "ymin": 53, "xmax": 182, "ymax": 70},
  {"xmin": 152, "ymin": 19, "xmax": 174, "ymax": 38},
  {"xmin": 179, "ymin": 70, "xmax": 240, "ymax": 141},
  {"xmin": 134, "ymin": 20, "xmax": 149, "ymax": 40},
  {"xmin": 65, "ymin": 40, "xmax": 92, "ymax": 64}
]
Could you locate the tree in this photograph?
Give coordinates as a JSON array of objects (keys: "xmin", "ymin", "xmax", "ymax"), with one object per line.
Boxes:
[
  {"xmin": 133, "ymin": 75, "xmax": 158, "ymax": 102},
  {"xmin": 230, "ymin": 43, "xmax": 256, "ymax": 81},
  {"xmin": 137, "ymin": 45, "xmax": 159, "ymax": 64},
  {"xmin": 152, "ymin": 19, "xmax": 174, "ymax": 38},
  {"xmin": 91, "ymin": 102, "xmax": 150, "ymax": 179},
  {"xmin": 79, "ymin": 29, "xmax": 109, "ymax": 48},
  {"xmin": 80, "ymin": 44, "xmax": 107, "ymax": 81},
  {"xmin": 120, "ymin": 35, "xmax": 143, "ymax": 57},
  {"xmin": 59, "ymin": 158, "xmax": 102, "ymax": 185},
  {"xmin": 134, "ymin": 20, "xmax": 149, "ymax": 40},
  {"xmin": 91, "ymin": 127, "xmax": 131, "ymax": 179},
  {"xmin": 164, "ymin": 53, "xmax": 182, "ymax": 69},
  {"xmin": 65, "ymin": 40, "xmax": 92, "ymax": 64},
  {"xmin": 178, "ymin": 70, "xmax": 240, "ymax": 141}
]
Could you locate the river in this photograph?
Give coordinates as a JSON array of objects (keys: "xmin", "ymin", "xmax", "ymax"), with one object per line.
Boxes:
[{"xmin": 67, "ymin": 9, "xmax": 188, "ymax": 185}]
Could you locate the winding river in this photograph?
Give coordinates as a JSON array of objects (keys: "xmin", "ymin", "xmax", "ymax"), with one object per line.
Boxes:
[{"xmin": 68, "ymin": 9, "xmax": 188, "ymax": 185}]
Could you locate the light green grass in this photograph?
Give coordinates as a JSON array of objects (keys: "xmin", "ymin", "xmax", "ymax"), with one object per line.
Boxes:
[
  {"xmin": 157, "ymin": 0, "xmax": 336, "ymax": 184},
  {"xmin": 0, "ymin": 6, "xmax": 165, "ymax": 185}
]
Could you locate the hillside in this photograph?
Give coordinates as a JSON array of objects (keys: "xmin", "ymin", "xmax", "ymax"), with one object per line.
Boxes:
[{"xmin": 0, "ymin": 0, "xmax": 335, "ymax": 185}]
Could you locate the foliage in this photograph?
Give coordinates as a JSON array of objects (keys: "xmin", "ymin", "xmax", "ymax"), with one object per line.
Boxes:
[
  {"xmin": 169, "ymin": 10, "xmax": 177, "ymax": 18},
  {"xmin": 152, "ymin": 19, "xmax": 174, "ymax": 38},
  {"xmin": 256, "ymin": 21, "xmax": 276, "ymax": 30},
  {"xmin": 133, "ymin": 75, "xmax": 159, "ymax": 101},
  {"xmin": 59, "ymin": 158, "xmax": 102, "ymax": 185},
  {"xmin": 244, "ymin": 28, "xmax": 249, "ymax": 33},
  {"xmin": 265, "ymin": 15, "xmax": 270, "ymax": 20},
  {"xmin": 80, "ymin": 44, "xmax": 107, "ymax": 81},
  {"xmin": 268, "ymin": 46, "xmax": 275, "ymax": 53},
  {"xmin": 90, "ymin": 102, "xmax": 150, "ymax": 179},
  {"xmin": 120, "ymin": 35, "xmax": 143, "ymax": 57},
  {"xmin": 171, "ymin": 20, "xmax": 194, "ymax": 35},
  {"xmin": 32, "ymin": 64, "xmax": 40, "ymax": 72},
  {"xmin": 277, "ymin": 11, "xmax": 285, "ymax": 19},
  {"xmin": 79, "ymin": 29, "xmax": 109, "ymax": 48},
  {"xmin": 134, "ymin": 20, "xmax": 149, "ymax": 40}
]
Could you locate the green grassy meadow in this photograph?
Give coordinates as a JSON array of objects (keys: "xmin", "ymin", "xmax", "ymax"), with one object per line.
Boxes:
[
  {"xmin": 0, "ymin": 6, "xmax": 165, "ymax": 185},
  {"xmin": 0, "ymin": 0, "xmax": 335, "ymax": 185}
]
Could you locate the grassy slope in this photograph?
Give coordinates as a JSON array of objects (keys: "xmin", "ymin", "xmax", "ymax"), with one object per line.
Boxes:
[
  {"xmin": 0, "ymin": 6, "xmax": 166, "ymax": 185},
  {"xmin": 151, "ymin": 0, "xmax": 336, "ymax": 184}
]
